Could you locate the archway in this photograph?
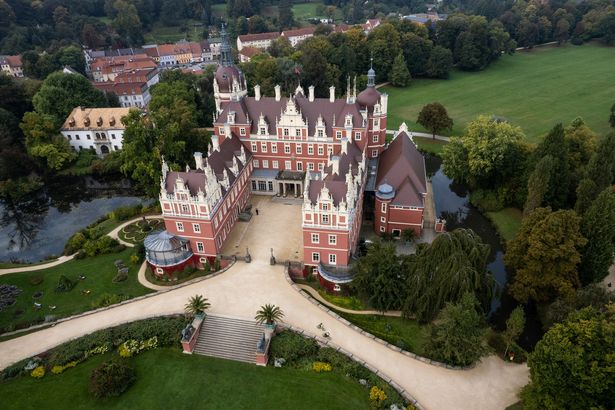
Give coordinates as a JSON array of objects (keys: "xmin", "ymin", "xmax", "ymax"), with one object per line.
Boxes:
[{"xmin": 100, "ymin": 145, "xmax": 110, "ymax": 154}]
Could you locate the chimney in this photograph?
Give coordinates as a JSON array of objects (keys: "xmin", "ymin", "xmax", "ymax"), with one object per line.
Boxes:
[
  {"xmin": 194, "ymin": 152, "xmax": 203, "ymax": 170},
  {"xmin": 329, "ymin": 86, "xmax": 335, "ymax": 103},
  {"xmin": 341, "ymin": 138, "xmax": 348, "ymax": 155},
  {"xmin": 308, "ymin": 85, "xmax": 314, "ymax": 102},
  {"xmin": 211, "ymin": 134, "xmax": 220, "ymax": 152},
  {"xmin": 274, "ymin": 84, "xmax": 281, "ymax": 102},
  {"xmin": 254, "ymin": 84, "xmax": 261, "ymax": 101},
  {"xmin": 331, "ymin": 155, "xmax": 340, "ymax": 176}
]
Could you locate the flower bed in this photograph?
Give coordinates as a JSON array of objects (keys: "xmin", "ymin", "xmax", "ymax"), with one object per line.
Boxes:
[{"xmin": 119, "ymin": 219, "xmax": 164, "ymax": 245}]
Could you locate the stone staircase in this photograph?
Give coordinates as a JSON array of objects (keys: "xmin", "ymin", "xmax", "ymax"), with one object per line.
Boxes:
[{"xmin": 193, "ymin": 314, "xmax": 265, "ymax": 364}]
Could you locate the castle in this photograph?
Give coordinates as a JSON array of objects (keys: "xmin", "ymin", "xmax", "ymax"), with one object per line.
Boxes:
[{"xmin": 145, "ymin": 27, "xmax": 430, "ymax": 285}]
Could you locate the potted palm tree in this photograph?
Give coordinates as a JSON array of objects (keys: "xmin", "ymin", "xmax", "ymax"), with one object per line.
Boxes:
[
  {"xmin": 185, "ymin": 294, "xmax": 211, "ymax": 320},
  {"xmin": 255, "ymin": 304, "xmax": 284, "ymax": 339}
]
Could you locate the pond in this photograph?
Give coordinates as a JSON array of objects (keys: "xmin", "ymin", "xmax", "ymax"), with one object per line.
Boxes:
[
  {"xmin": 426, "ymin": 155, "xmax": 542, "ymax": 350},
  {"xmin": 0, "ymin": 175, "xmax": 145, "ymax": 264}
]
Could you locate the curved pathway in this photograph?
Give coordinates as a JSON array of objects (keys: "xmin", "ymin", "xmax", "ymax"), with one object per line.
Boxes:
[
  {"xmin": 137, "ymin": 261, "xmax": 167, "ymax": 291},
  {"xmin": 296, "ymin": 284, "xmax": 402, "ymax": 317},
  {"xmin": 0, "ymin": 254, "xmax": 76, "ymax": 276},
  {"xmin": 0, "ymin": 259, "xmax": 528, "ymax": 410}
]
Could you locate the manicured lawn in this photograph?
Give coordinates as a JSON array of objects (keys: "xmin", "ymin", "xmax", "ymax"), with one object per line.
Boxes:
[
  {"xmin": 336, "ymin": 311, "xmax": 428, "ymax": 356},
  {"xmin": 413, "ymin": 136, "xmax": 448, "ymax": 156},
  {"xmin": 0, "ymin": 348, "xmax": 372, "ymax": 409},
  {"xmin": 317, "ymin": 289, "xmax": 366, "ymax": 310},
  {"xmin": 0, "ymin": 248, "xmax": 152, "ymax": 333},
  {"xmin": 486, "ymin": 207, "xmax": 523, "ymax": 242},
  {"xmin": 383, "ymin": 43, "xmax": 615, "ymax": 143},
  {"xmin": 0, "ymin": 259, "xmax": 58, "ymax": 269}
]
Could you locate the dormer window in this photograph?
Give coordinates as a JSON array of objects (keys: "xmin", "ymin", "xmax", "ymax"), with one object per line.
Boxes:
[
  {"xmin": 295, "ymin": 129, "xmax": 301, "ymax": 137},
  {"xmin": 322, "ymin": 203, "xmax": 328, "ymax": 210},
  {"xmin": 318, "ymin": 129, "xmax": 324, "ymax": 137}
]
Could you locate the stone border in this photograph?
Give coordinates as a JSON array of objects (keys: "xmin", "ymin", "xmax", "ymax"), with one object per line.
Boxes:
[
  {"xmin": 283, "ymin": 266, "xmax": 476, "ymax": 371},
  {"xmin": 277, "ymin": 323, "xmax": 424, "ymax": 410},
  {"xmin": 0, "ymin": 260, "xmax": 237, "ymax": 339}
]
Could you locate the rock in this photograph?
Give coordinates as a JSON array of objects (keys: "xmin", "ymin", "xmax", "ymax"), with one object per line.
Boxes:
[
  {"xmin": 390, "ymin": 404, "xmax": 403, "ymax": 410},
  {"xmin": 274, "ymin": 358, "xmax": 286, "ymax": 367},
  {"xmin": 359, "ymin": 379, "xmax": 368, "ymax": 386}
]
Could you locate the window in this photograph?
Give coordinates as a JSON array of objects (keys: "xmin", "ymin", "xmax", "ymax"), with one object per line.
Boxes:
[
  {"xmin": 197, "ymin": 242, "xmax": 204, "ymax": 252},
  {"xmin": 114, "ymin": 145, "xmax": 118, "ymax": 150},
  {"xmin": 285, "ymin": 160, "xmax": 291, "ymax": 170},
  {"xmin": 182, "ymin": 204, "xmax": 189, "ymax": 213},
  {"xmin": 258, "ymin": 181, "xmax": 267, "ymax": 191},
  {"xmin": 284, "ymin": 144, "xmax": 291, "ymax": 154},
  {"xmin": 373, "ymin": 135, "xmax": 379, "ymax": 143},
  {"xmin": 318, "ymin": 146, "xmax": 324, "ymax": 155},
  {"xmin": 328, "ymin": 235, "xmax": 336, "ymax": 245},
  {"xmin": 372, "ymin": 149, "xmax": 378, "ymax": 157},
  {"xmin": 251, "ymin": 180, "xmax": 257, "ymax": 190},
  {"xmin": 355, "ymin": 132, "xmax": 361, "ymax": 140},
  {"xmin": 336, "ymin": 131, "xmax": 342, "ymax": 139},
  {"xmin": 156, "ymin": 267, "xmax": 164, "ymax": 274},
  {"xmin": 272, "ymin": 160, "xmax": 279, "ymax": 168},
  {"xmin": 381, "ymin": 216, "xmax": 386, "ymax": 223},
  {"xmin": 261, "ymin": 142, "xmax": 267, "ymax": 152},
  {"xmin": 268, "ymin": 181, "xmax": 273, "ymax": 191},
  {"xmin": 193, "ymin": 223, "xmax": 201, "ymax": 233},
  {"xmin": 112, "ymin": 133, "xmax": 116, "ymax": 139},
  {"xmin": 308, "ymin": 162, "xmax": 314, "ymax": 171},
  {"xmin": 251, "ymin": 142, "xmax": 257, "ymax": 152},
  {"xmin": 95, "ymin": 132, "xmax": 100, "ymax": 139},
  {"xmin": 312, "ymin": 252, "xmax": 320, "ymax": 262},
  {"xmin": 322, "ymin": 203, "xmax": 328, "ymax": 210},
  {"xmin": 86, "ymin": 135, "xmax": 90, "ymax": 140},
  {"xmin": 76, "ymin": 135, "xmax": 80, "ymax": 140},
  {"xmin": 296, "ymin": 145, "xmax": 302, "ymax": 154},
  {"xmin": 296, "ymin": 162, "xmax": 303, "ymax": 171},
  {"xmin": 318, "ymin": 163, "xmax": 324, "ymax": 171},
  {"xmin": 262, "ymin": 160, "xmax": 269, "ymax": 168},
  {"xmin": 101, "ymin": 133, "xmax": 106, "ymax": 139},
  {"xmin": 311, "ymin": 233, "xmax": 319, "ymax": 243},
  {"xmin": 328, "ymin": 146, "xmax": 333, "ymax": 154},
  {"xmin": 254, "ymin": 160, "xmax": 259, "ymax": 168},
  {"xmin": 295, "ymin": 129, "xmax": 301, "ymax": 137},
  {"xmin": 374, "ymin": 118, "xmax": 380, "ymax": 127},
  {"xmin": 381, "ymin": 203, "xmax": 387, "ymax": 213},
  {"xmin": 308, "ymin": 145, "xmax": 314, "ymax": 155},
  {"xmin": 176, "ymin": 222, "xmax": 184, "ymax": 232},
  {"xmin": 271, "ymin": 144, "xmax": 278, "ymax": 153},
  {"xmin": 380, "ymin": 226, "xmax": 385, "ymax": 233},
  {"xmin": 219, "ymin": 127, "xmax": 225, "ymax": 135},
  {"xmin": 329, "ymin": 254, "xmax": 336, "ymax": 265},
  {"xmin": 333, "ymin": 284, "xmax": 341, "ymax": 292},
  {"xmin": 240, "ymin": 128, "xmax": 246, "ymax": 135},
  {"xmin": 317, "ymin": 129, "xmax": 324, "ymax": 138},
  {"xmin": 322, "ymin": 214, "xmax": 329, "ymax": 224},
  {"xmin": 260, "ymin": 127, "xmax": 266, "ymax": 135},
  {"xmin": 283, "ymin": 128, "xmax": 289, "ymax": 136}
]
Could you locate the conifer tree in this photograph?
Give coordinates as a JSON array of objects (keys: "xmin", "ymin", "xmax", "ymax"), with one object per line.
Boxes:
[{"xmin": 388, "ymin": 52, "xmax": 411, "ymax": 87}]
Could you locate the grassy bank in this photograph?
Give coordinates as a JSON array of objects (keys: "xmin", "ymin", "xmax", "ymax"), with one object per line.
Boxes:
[
  {"xmin": 384, "ymin": 43, "xmax": 615, "ymax": 142},
  {"xmin": 0, "ymin": 348, "xmax": 373, "ymax": 409},
  {"xmin": 486, "ymin": 208, "xmax": 523, "ymax": 243}
]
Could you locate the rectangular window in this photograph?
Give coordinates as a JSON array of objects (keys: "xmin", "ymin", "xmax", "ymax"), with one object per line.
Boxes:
[
  {"xmin": 182, "ymin": 204, "xmax": 189, "ymax": 213},
  {"xmin": 311, "ymin": 233, "xmax": 319, "ymax": 243},
  {"xmin": 283, "ymin": 128, "xmax": 289, "ymax": 136},
  {"xmin": 258, "ymin": 180, "xmax": 267, "ymax": 191},
  {"xmin": 317, "ymin": 129, "xmax": 324, "ymax": 138},
  {"xmin": 308, "ymin": 162, "xmax": 314, "ymax": 171},
  {"xmin": 86, "ymin": 135, "xmax": 90, "ymax": 140},
  {"xmin": 251, "ymin": 180, "xmax": 257, "ymax": 190},
  {"xmin": 296, "ymin": 144, "xmax": 302, "ymax": 154},
  {"xmin": 329, "ymin": 254, "xmax": 336, "ymax": 265},
  {"xmin": 322, "ymin": 203, "xmax": 328, "ymax": 210},
  {"xmin": 260, "ymin": 127, "xmax": 266, "ymax": 135},
  {"xmin": 285, "ymin": 160, "xmax": 291, "ymax": 170},
  {"xmin": 219, "ymin": 127, "xmax": 225, "ymax": 135},
  {"xmin": 295, "ymin": 129, "xmax": 301, "ymax": 137},
  {"xmin": 381, "ymin": 216, "xmax": 386, "ymax": 223},
  {"xmin": 318, "ymin": 163, "xmax": 324, "ymax": 171},
  {"xmin": 176, "ymin": 222, "xmax": 184, "ymax": 232},
  {"xmin": 240, "ymin": 128, "xmax": 246, "ymax": 135},
  {"xmin": 322, "ymin": 214, "xmax": 329, "ymax": 224},
  {"xmin": 254, "ymin": 160, "xmax": 259, "ymax": 168},
  {"xmin": 268, "ymin": 181, "xmax": 273, "ymax": 191},
  {"xmin": 372, "ymin": 149, "xmax": 378, "ymax": 157},
  {"xmin": 193, "ymin": 223, "xmax": 201, "ymax": 233},
  {"xmin": 271, "ymin": 144, "xmax": 278, "ymax": 153},
  {"xmin": 336, "ymin": 131, "xmax": 342, "ymax": 139},
  {"xmin": 328, "ymin": 235, "xmax": 336, "ymax": 245},
  {"xmin": 197, "ymin": 242, "xmax": 204, "ymax": 252},
  {"xmin": 260, "ymin": 142, "xmax": 267, "ymax": 153},
  {"xmin": 272, "ymin": 160, "xmax": 279, "ymax": 169},
  {"xmin": 374, "ymin": 118, "xmax": 380, "ymax": 127},
  {"xmin": 284, "ymin": 144, "xmax": 291, "ymax": 154},
  {"xmin": 372, "ymin": 135, "xmax": 379, "ymax": 143},
  {"xmin": 380, "ymin": 226, "xmax": 385, "ymax": 233},
  {"xmin": 262, "ymin": 160, "xmax": 269, "ymax": 168},
  {"xmin": 76, "ymin": 135, "xmax": 80, "ymax": 140},
  {"xmin": 355, "ymin": 132, "xmax": 361, "ymax": 140},
  {"xmin": 296, "ymin": 162, "xmax": 303, "ymax": 171},
  {"xmin": 327, "ymin": 146, "xmax": 333, "ymax": 155},
  {"xmin": 381, "ymin": 203, "xmax": 387, "ymax": 213},
  {"xmin": 308, "ymin": 145, "xmax": 314, "ymax": 155},
  {"xmin": 251, "ymin": 142, "xmax": 257, "ymax": 152},
  {"xmin": 312, "ymin": 252, "xmax": 320, "ymax": 262},
  {"xmin": 112, "ymin": 134, "xmax": 116, "ymax": 139},
  {"xmin": 318, "ymin": 146, "xmax": 324, "ymax": 155},
  {"xmin": 66, "ymin": 135, "xmax": 71, "ymax": 140}
]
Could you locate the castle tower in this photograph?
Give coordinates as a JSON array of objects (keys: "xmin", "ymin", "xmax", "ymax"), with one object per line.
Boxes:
[{"xmin": 213, "ymin": 24, "xmax": 248, "ymax": 112}]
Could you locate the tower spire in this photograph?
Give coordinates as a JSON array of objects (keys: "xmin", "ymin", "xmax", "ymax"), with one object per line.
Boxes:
[
  {"xmin": 367, "ymin": 56, "xmax": 375, "ymax": 87},
  {"xmin": 220, "ymin": 23, "xmax": 233, "ymax": 67}
]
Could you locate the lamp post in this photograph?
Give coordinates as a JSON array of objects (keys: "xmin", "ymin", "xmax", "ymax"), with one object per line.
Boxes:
[{"xmin": 270, "ymin": 247, "xmax": 276, "ymax": 265}]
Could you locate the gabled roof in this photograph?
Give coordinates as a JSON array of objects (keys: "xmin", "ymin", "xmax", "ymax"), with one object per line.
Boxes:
[
  {"xmin": 61, "ymin": 107, "xmax": 133, "ymax": 130},
  {"xmin": 238, "ymin": 32, "xmax": 280, "ymax": 42},
  {"xmin": 376, "ymin": 131, "xmax": 427, "ymax": 207},
  {"xmin": 282, "ymin": 27, "xmax": 316, "ymax": 37}
]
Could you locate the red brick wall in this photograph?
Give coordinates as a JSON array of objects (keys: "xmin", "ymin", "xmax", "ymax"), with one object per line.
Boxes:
[
  {"xmin": 374, "ymin": 197, "xmax": 424, "ymax": 236},
  {"xmin": 303, "ymin": 228, "xmax": 351, "ymax": 266}
]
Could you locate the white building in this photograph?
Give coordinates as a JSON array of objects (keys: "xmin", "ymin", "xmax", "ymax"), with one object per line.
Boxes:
[
  {"xmin": 281, "ymin": 27, "xmax": 316, "ymax": 47},
  {"xmin": 60, "ymin": 107, "xmax": 135, "ymax": 155},
  {"xmin": 236, "ymin": 32, "xmax": 280, "ymax": 51},
  {"xmin": 0, "ymin": 55, "xmax": 23, "ymax": 78}
]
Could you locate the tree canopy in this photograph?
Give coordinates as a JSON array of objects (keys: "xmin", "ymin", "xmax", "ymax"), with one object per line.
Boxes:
[{"xmin": 416, "ymin": 102, "xmax": 453, "ymax": 138}]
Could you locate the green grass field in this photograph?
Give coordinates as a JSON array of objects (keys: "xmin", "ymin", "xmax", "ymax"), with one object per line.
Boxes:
[
  {"xmin": 144, "ymin": 20, "xmax": 202, "ymax": 43},
  {"xmin": 486, "ymin": 208, "xmax": 523, "ymax": 242},
  {"xmin": 413, "ymin": 136, "xmax": 448, "ymax": 155},
  {"xmin": 384, "ymin": 43, "xmax": 615, "ymax": 143},
  {"xmin": 0, "ymin": 249, "xmax": 151, "ymax": 333},
  {"xmin": 0, "ymin": 348, "xmax": 372, "ymax": 409}
]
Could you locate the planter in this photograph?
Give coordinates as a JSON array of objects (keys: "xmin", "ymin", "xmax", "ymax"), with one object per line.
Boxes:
[
  {"xmin": 195, "ymin": 312, "xmax": 206, "ymax": 321},
  {"xmin": 264, "ymin": 323, "xmax": 275, "ymax": 340}
]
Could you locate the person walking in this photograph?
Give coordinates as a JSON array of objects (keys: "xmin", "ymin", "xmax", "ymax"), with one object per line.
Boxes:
[{"xmin": 255, "ymin": 208, "xmax": 259, "ymax": 216}]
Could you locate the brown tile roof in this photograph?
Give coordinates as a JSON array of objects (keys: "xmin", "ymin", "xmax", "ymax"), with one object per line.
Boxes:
[
  {"xmin": 6, "ymin": 55, "xmax": 22, "ymax": 67},
  {"xmin": 376, "ymin": 131, "xmax": 427, "ymax": 207},
  {"xmin": 115, "ymin": 68, "xmax": 158, "ymax": 83},
  {"xmin": 239, "ymin": 47, "xmax": 261, "ymax": 58},
  {"xmin": 238, "ymin": 32, "xmax": 280, "ymax": 42},
  {"xmin": 94, "ymin": 81, "xmax": 147, "ymax": 95},
  {"xmin": 282, "ymin": 27, "xmax": 316, "ymax": 37},
  {"xmin": 61, "ymin": 107, "xmax": 134, "ymax": 130},
  {"xmin": 90, "ymin": 54, "xmax": 150, "ymax": 71}
]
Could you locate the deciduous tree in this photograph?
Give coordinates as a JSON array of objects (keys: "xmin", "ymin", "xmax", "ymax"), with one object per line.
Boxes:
[
  {"xmin": 416, "ymin": 102, "xmax": 453, "ymax": 139},
  {"xmin": 426, "ymin": 46, "xmax": 453, "ymax": 79}
]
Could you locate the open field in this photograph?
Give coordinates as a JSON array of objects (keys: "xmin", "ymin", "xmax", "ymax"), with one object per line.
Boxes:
[
  {"xmin": 144, "ymin": 20, "xmax": 202, "ymax": 43},
  {"xmin": 0, "ymin": 248, "xmax": 151, "ymax": 333},
  {"xmin": 0, "ymin": 348, "xmax": 373, "ymax": 409},
  {"xmin": 384, "ymin": 43, "xmax": 615, "ymax": 143}
]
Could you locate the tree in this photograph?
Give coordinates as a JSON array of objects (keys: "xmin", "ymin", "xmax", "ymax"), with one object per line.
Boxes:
[
  {"xmin": 388, "ymin": 52, "xmax": 411, "ymax": 87},
  {"xmin": 574, "ymin": 133, "xmax": 615, "ymax": 214},
  {"xmin": 502, "ymin": 306, "xmax": 525, "ymax": 356},
  {"xmin": 532, "ymin": 124, "xmax": 571, "ymax": 210},
  {"xmin": 89, "ymin": 359, "xmax": 136, "ymax": 399},
  {"xmin": 424, "ymin": 293, "xmax": 489, "ymax": 367},
  {"xmin": 255, "ymin": 304, "xmax": 284, "ymax": 325},
  {"xmin": 368, "ymin": 23, "xmax": 402, "ymax": 82},
  {"xmin": 426, "ymin": 46, "xmax": 453, "ymax": 79},
  {"xmin": 524, "ymin": 155, "xmax": 555, "ymax": 214},
  {"xmin": 353, "ymin": 240, "xmax": 405, "ymax": 312},
  {"xmin": 278, "ymin": 0, "xmax": 294, "ymax": 30},
  {"xmin": 184, "ymin": 294, "xmax": 211, "ymax": 315},
  {"xmin": 598, "ymin": 12, "xmax": 615, "ymax": 45},
  {"xmin": 441, "ymin": 115, "xmax": 527, "ymax": 189},
  {"xmin": 403, "ymin": 229, "xmax": 494, "ymax": 322},
  {"xmin": 268, "ymin": 36, "xmax": 293, "ymax": 58},
  {"xmin": 32, "ymin": 72, "xmax": 107, "ymax": 128},
  {"xmin": 112, "ymin": 0, "xmax": 144, "ymax": 46},
  {"xmin": 544, "ymin": 284, "xmax": 614, "ymax": 329},
  {"xmin": 416, "ymin": 102, "xmax": 453, "ymax": 139},
  {"xmin": 521, "ymin": 304, "xmax": 615, "ymax": 409},
  {"xmin": 610, "ymin": 102, "xmax": 615, "ymax": 128},
  {"xmin": 505, "ymin": 208, "xmax": 587, "ymax": 304},
  {"xmin": 554, "ymin": 18, "xmax": 570, "ymax": 44},
  {"xmin": 20, "ymin": 111, "xmax": 76, "ymax": 170},
  {"xmin": 578, "ymin": 187, "xmax": 615, "ymax": 285}
]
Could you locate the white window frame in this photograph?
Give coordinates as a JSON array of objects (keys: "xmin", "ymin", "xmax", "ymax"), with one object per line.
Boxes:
[
  {"xmin": 308, "ymin": 162, "xmax": 314, "ymax": 171},
  {"xmin": 193, "ymin": 223, "xmax": 201, "ymax": 233},
  {"xmin": 284, "ymin": 144, "xmax": 291, "ymax": 154},
  {"xmin": 296, "ymin": 162, "xmax": 303, "ymax": 171},
  {"xmin": 311, "ymin": 233, "xmax": 319, "ymax": 244},
  {"xmin": 322, "ymin": 214, "xmax": 329, "ymax": 224},
  {"xmin": 176, "ymin": 222, "xmax": 184, "ymax": 232},
  {"xmin": 271, "ymin": 144, "xmax": 278, "ymax": 153},
  {"xmin": 355, "ymin": 131, "xmax": 361, "ymax": 140},
  {"xmin": 312, "ymin": 252, "xmax": 320, "ymax": 262},
  {"xmin": 296, "ymin": 144, "xmax": 302, "ymax": 154},
  {"xmin": 328, "ymin": 235, "xmax": 336, "ymax": 245},
  {"xmin": 182, "ymin": 204, "xmax": 189, "ymax": 213},
  {"xmin": 196, "ymin": 242, "xmax": 204, "ymax": 252},
  {"xmin": 240, "ymin": 128, "xmax": 246, "ymax": 136},
  {"xmin": 308, "ymin": 145, "xmax": 314, "ymax": 155},
  {"xmin": 284, "ymin": 160, "xmax": 292, "ymax": 170},
  {"xmin": 260, "ymin": 142, "xmax": 267, "ymax": 153},
  {"xmin": 254, "ymin": 159, "xmax": 260, "ymax": 168},
  {"xmin": 318, "ymin": 146, "xmax": 324, "ymax": 155},
  {"xmin": 373, "ymin": 134, "xmax": 379, "ymax": 143},
  {"xmin": 262, "ymin": 160, "xmax": 269, "ymax": 168},
  {"xmin": 272, "ymin": 160, "xmax": 279, "ymax": 168},
  {"xmin": 380, "ymin": 216, "xmax": 386, "ymax": 223},
  {"xmin": 329, "ymin": 254, "xmax": 336, "ymax": 265},
  {"xmin": 381, "ymin": 203, "xmax": 387, "ymax": 213},
  {"xmin": 251, "ymin": 142, "xmax": 258, "ymax": 152}
]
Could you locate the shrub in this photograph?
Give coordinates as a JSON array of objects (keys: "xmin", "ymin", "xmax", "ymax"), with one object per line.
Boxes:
[
  {"xmin": 91, "ymin": 293, "xmax": 127, "ymax": 309},
  {"xmin": 369, "ymin": 386, "xmax": 387, "ymax": 406},
  {"xmin": 51, "ymin": 361, "xmax": 78, "ymax": 374},
  {"xmin": 74, "ymin": 249, "xmax": 87, "ymax": 259},
  {"xmin": 112, "ymin": 271, "xmax": 128, "ymax": 283},
  {"xmin": 134, "ymin": 243, "xmax": 145, "ymax": 261},
  {"xmin": 83, "ymin": 236, "xmax": 121, "ymax": 257},
  {"xmin": 129, "ymin": 254, "xmax": 140, "ymax": 265},
  {"xmin": 312, "ymin": 361, "xmax": 332, "ymax": 372},
  {"xmin": 268, "ymin": 331, "xmax": 318, "ymax": 364},
  {"xmin": 29, "ymin": 276, "xmax": 44, "ymax": 286},
  {"xmin": 469, "ymin": 188, "xmax": 505, "ymax": 212},
  {"xmin": 55, "ymin": 275, "xmax": 75, "ymax": 292},
  {"xmin": 30, "ymin": 366, "xmax": 45, "ymax": 378},
  {"xmin": 89, "ymin": 359, "xmax": 136, "ymax": 399},
  {"xmin": 112, "ymin": 244, "xmax": 127, "ymax": 253},
  {"xmin": 118, "ymin": 336, "xmax": 158, "ymax": 358},
  {"xmin": 64, "ymin": 232, "xmax": 87, "ymax": 255},
  {"xmin": 111, "ymin": 204, "xmax": 144, "ymax": 221}
]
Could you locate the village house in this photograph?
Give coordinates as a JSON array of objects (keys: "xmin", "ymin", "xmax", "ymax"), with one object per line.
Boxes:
[{"xmin": 0, "ymin": 55, "xmax": 24, "ymax": 77}]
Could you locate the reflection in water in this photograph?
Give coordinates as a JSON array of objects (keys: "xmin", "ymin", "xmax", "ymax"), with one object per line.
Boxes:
[
  {"xmin": 0, "ymin": 175, "xmax": 144, "ymax": 263},
  {"xmin": 426, "ymin": 155, "xmax": 542, "ymax": 349}
]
